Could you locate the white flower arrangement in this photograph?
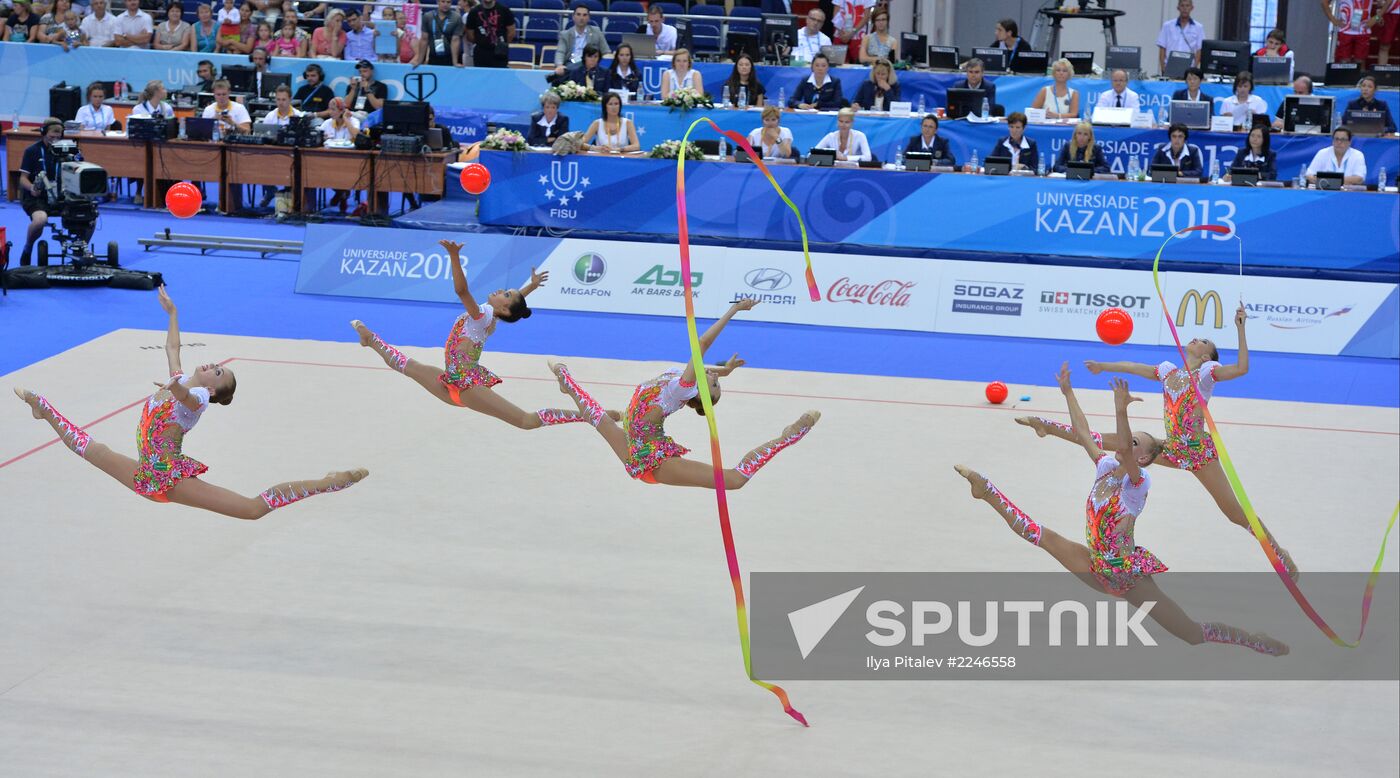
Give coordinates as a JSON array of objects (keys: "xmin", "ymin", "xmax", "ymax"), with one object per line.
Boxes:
[
  {"xmin": 548, "ymin": 81, "xmax": 601, "ymax": 102},
  {"xmin": 660, "ymin": 87, "xmax": 714, "ymax": 112},
  {"xmin": 648, "ymin": 139, "xmax": 708, "ymax": 160},
  {"xmin": 479, "ymin": 128, "xmax": 527, "ymax": 151}
]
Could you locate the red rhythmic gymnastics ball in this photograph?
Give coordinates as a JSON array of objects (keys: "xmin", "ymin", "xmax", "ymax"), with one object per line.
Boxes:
[
  {"xmin": 460, "ymin": 162, "xmax": 491, "ymax": 195},
  {"xmin": 985, "ymin": 381, "xmax": 1008, "ymax": 404},
  {"xmin": 1096, "ymin": 307, "xmax": 1134, "ymax": 345},
  {"xmin": 164, "ymin": 181, "xmax": 202, "ymax": 219}
]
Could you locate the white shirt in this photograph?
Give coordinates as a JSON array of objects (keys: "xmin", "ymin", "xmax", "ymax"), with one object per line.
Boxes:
[
  {"xmin": 260, "ymin": 106, "xmax": 304, "ymax": 125},
  {"xmin": 593, "ymin": 116, "xmax": 631, "ymax": 149},
  {"xmin": 216, "ymin": 6, "xmax": 240, "ymax": 25},
  {"xmin": 203, "ymin": 100, "xmax": 253, "ymax": 127},
  {"xmin": 1219, "ymin": 94, "xmax": 1267, "ymax": 126},
  {"xmin": 113, "ymin": 8, "xmax": 153, "ymax": 45},
  {"xmin": 130, "ymin": 100, "xmax": 175, "ymax": 118},
  {"xmin": 746, "ymin": 125, "xmax": 792, "ymax": 158},
  {"xmin": 794, "ymin": 28, "xmax": 830, "ymax": 62},
  {"xmin": 651, "ymin": 22, "xmax": 675, "ymax": 54},
  {"xmin": 74, "ymin": 103, "xmax": 116, "ymax": 131},
  {"xmin": 1040, "ymin": 84, "xmax": 1076, "ymax": 114},
  {"xmin": 79, "ymin": 10, "xmax": 119, "ymax": 46},
  {"xmin": 1156, "ymin": 16, "xmax": 1204, "ymax": 56},
  {"xmin": 816, "ymin": 128, "xmax": 871, "ymax": 161},
  {"xmin": 666, "ymin": 69, "xmax": 698, "ymax": 93},
  {"xmin": 1096, "ymin": 87, "xmax": 1140, "ymax": 111},
  {"xmin": 319, "ymin": 115, "xmax": 360, "ymax": 142},
  {"xmin": 1306, "ymin": 146, "xmax": 1367, "ymax": 179},
  {"xmin": 996, "ymin": 135, "xmax": 1031, "ymax": 168}
]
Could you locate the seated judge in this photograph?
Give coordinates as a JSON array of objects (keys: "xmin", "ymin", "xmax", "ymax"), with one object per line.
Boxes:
[
  {"xmin": 1170, "ymin": 67, "xmax": 1214, "ymax": 113},
  {"xmin": 566, "ymin": 45, "xmax": 605, "ymax": 90},
  {"xmin": 852, "ymin": 58, "xmax": 902, "ymax": 111},
  {"xmin": 815, "ymin": 108, "xmax": 871, "ymax": 162},
  {"xmin": 789, "ymin": 53, "xmax": 845, "ymax": 110},
  {"xmin": 952, "ymin": 57, "xmax": 996, "ymax": 108},
  {"xmin": 1344, "ymin": 75, "xmax": 1397, "ymax": 134},
  {"xmin": 1227, "ymin": 124, "xmax": 1276, "ymax": 181},
  {"xmin": 527, "ymin": 92, "xmax": 569, "ymax": 146},
  {"xmin": 1149, "ymin": 122, "xmax": 1204, "ymax": 179},
  {"xmin": 903, "ymin": 114, "xmax": 956, "ymax": 167},
  {"xmin": 1305, "ymin": 127, "xmax": 1366, "ymax": 186},
  {"xmin": 984, "ymin": 111, "xmax": 1038, "ymax": 171},
  {"xmin": 1053, "ymin": 121, "xmax": 1110, "ymax": 174},
  {"xmin": 746, "ymin": 105, "xmax": 794, "ymax": 159}
]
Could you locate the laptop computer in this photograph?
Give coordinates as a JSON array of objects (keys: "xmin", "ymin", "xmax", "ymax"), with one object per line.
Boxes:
[
  {"xmin": 1091, "ymin": 106, "xmax": 1134, "ymax": 126},
  {"xmin": 926, "ymin": 45, "xmax": 959, "ymax": 70},
  {"xmin": 973, "ymin": 47, "xmax": 1007, "ymax": 72},
  {"xmin": 1252, "ymin": 55, "xmax": 1292, "ymax": 85},
  {"xmin": 806, "ymin": 148, "xmax": 836, "ymax": 166},
  {"xmin": 252, "ymin": 122, "xmax": 281, "ymax": 139},
  {"xmin": 1063, "ymin": 51, "xmax": 1094, "ymax": 75},
  {"xmin": 1149, "ymin": 163, "xmax": 1178, "ymax": 183},
  {"xmin": 1229, "ymin": 166, "xmax": 1260, "ymax": 186},
  {"xmin": 1164, "ymin": 50, "xmax": 1193, "ymax": 79},
  {"xmin": 184, "ymin": 117, "xmax": 215, "ymax": 141},
  {"xmin": 1374, "ymin": 65, "xmax": 1400, "ymax": 88},
  {"xmin": 1344, "ymin": 109, "xmax": 1388, "ymax": 136},
  {"xmin": 1105, "ymin": 46, "xmax": 1141, "ymax": 73},
  {"xmin": 1066, "ymin": 161, "xmax": 1094, "ymax": 180},
  {"xmin": 1170, "ymin": 100, "xmax": 1211, "ymax": 130},
  {"xmin": 820, "ymin": 45, "xmax": 847, "ymax": 66},
  {"xmin": 425, "ymin": 127, "xmax": 449, "ymax": 150},
  {"xmin": 621, "ymin": 32, "xmax": 656, "ymax": 59},
  {"xmin": 1315, "ymin": 171, "xmax": 1344, "ymax": 190},
  {"xmin": 1324, "ymin": 61, "xmax": 1361, "ymax": 86}
]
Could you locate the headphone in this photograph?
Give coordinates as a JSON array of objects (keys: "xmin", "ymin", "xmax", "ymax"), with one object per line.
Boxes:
[{"xmin": 42, "ymin": 118, "xmax": 64, "ymax": 136}]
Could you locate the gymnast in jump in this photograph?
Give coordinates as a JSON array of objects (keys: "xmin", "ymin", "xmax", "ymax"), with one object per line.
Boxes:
[
  {"xmin": 547, "ymin": 299, "xmax": 820, "ymax": 489},
  {"xmin": 14, "ymin": 286, "xmax": 368, "ymax": 519},
  {"xmin": 352, "ymin": 239, "xmax": 614, "ymax": 429},
  {"xmin": 956, "ymin": 364, "xmax": 1287, "ymax": 656},
  {"xmin": 1015, "ymin": 302, "xmax": 1298, "ymax": 581}
]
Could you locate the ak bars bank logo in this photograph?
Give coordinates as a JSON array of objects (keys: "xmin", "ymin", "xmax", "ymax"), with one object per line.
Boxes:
[{"xmin": 541, "ymin": 160, "xmax": 591, "ymax": 220}]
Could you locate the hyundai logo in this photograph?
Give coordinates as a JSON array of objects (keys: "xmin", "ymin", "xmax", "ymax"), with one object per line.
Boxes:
[{"xmin": 745, "ymin": 268, "xmax": 792, "ymax": 291}]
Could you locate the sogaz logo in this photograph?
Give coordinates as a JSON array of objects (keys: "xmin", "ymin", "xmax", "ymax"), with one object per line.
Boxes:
[{"xmin": 573, "ymin": 253, "xmax": 607, "ymax": 284}]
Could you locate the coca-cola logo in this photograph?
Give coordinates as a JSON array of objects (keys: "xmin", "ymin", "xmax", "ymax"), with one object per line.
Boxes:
[{"xmin": 826, "ymin": 277, "xmax": 916, "ymax": 306}]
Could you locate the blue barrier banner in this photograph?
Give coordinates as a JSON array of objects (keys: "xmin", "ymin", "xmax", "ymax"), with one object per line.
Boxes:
[
  {"xmin": 364, "ymin": 106, "xmax": 488, "ymax": 143},
  {"xmin": 477, "ymin": 150, "xmax": 1400, "ymax": 273},
  {"xmin": 560, "ymin": 102, "xmax": 1400, "ymax": 185},
  {"xmin": 295, "ymin": 223, "xmax": 549, "ymax": 303}
]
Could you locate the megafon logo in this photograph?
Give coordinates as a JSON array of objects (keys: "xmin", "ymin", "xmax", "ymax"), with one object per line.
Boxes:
[
  {"xmin": 572, "ymin": 253, "xmax": 606, "ymax": 284},
  {"xmin": 541, "ymin": 160, "xmax": 590, "ymax": 219}
]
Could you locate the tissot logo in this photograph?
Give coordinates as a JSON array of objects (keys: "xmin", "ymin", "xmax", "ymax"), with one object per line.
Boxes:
[
  {"xmin": 745, "ymin": 268, "xmax": 792, "ymax": 291},
  {"xmin": 572, "ymin": 253, "xmax": 606, "ymax": 284},
  {"xmin": 1040, "ymin": 291, "xmax": 1152, "ymax": 310}
]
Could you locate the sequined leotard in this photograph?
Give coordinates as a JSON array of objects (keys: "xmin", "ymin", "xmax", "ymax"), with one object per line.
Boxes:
[
  {"xmin": 439, "ymin": 307, "xmax": 502, "ymax": 394},
  {"xmin": 1156, "ymin": 359, "xmax": 1222, "ymax": 471},
  {"xmin": 1086, "ymin": 453, "xmax": 1164, "ymax": 595},
  {"xmin": 623, "ymin": 368, "xmax": 698, "ymax": 481},
  {"xmin": 133, "ymin": 374, "xmax": 210, "ymax": 500}
]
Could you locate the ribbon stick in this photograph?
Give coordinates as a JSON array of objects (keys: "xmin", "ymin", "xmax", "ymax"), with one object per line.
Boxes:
[
  {"xmin": 1152, "ymin": 224, "xmax": 1399, "ymax": 647},
  {"xmin": 675, "ymin": 118, "xmax": 813, "ymax": 726}
]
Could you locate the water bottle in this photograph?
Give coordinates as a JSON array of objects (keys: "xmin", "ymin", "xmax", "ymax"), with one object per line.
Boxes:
[
  {"xmin": 720, "ymin": 84, "xmax": 730, "ymax": 108},
  {"xmin": 738, "ymin": 87, "xmax": 747, "ymax": 110},
  {"xmin": 1036, "ymin": 156, "xmax": 1046, "ymax": 177},
  {"xmin": 11, "ymin": 112, "xmax": 18, "ymax": 132},
  {"xmin": 916, "ymin": 94, "xmax": 925, "ymax": 115},
  {"xmin": 895, "ymin": 150, "xmax": 903, "ymax": 170},
  {"xmin": 980, "ymin": 97, "xmax": 990, "ymax": 118},
  {"xmin": 778, "ymin": 87, "xmax": 786, "ymax": 110},
  {"xmin": 1379, "ymin": 166, "xmax": 1388, "ymax": 191},
  {"xmin": 1159, "ymin": 105, "xmax": 1169, "ymax": 127},
  {"xmin": 178, "ymin": 116, "xmax": 186, "ymax": 139},
  {"xmin": 719, "ymin": 137, "xmax": 728, "ymax": 159},
  {"xmin": 969, "ymin": 149, "xmax": 979, "ymax": 173},
  {"xmin": 212, "ymin": 118, "xmax": 222, "ymax": 143},
  {"xmin": 1297, "ymin": 168, "xmax": 1306, "ymax": 189},
  {"xmin": 1209, "ymin": 158, "xmax": 1220, "ymax": 183},
  {"xmin": 1127, "ymin": 156, "xmax": 1140, "ymax": 180}
]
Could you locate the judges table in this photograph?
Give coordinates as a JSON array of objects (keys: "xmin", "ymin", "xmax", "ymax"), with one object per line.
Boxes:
[
  {"xmin": 5, "ymin": 130, "xmax": 150, "ymax": 201},
  {"xmin": 559, "ymin": 103, "xmax": 1400, "ymax": 186},
  {"xmin": 477, "ymin": 150, "xmax": 1399, "ymax": 275}
]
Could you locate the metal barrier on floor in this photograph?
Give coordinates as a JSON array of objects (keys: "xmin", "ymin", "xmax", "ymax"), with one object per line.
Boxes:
[{"xmin": 137, "ymin": 229, "xmax": 304, "ymax": 258}]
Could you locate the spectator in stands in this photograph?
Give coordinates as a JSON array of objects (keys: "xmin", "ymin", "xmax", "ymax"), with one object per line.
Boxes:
[
  {"xmin": 527, "ymin": 92, "xmax": 569, "ymax": 146},
  {"xmin": 566, "ymin": 45, "xmax": 605, "ymax": 90},
  {"xmin": 415, "ymin": 0, "xmax": 461, "ymax": 67},
  {"xmin": 1053, "ymin": 121, "xmax": 1109, "ymax": 174},
  {"xmin": 991, "ymin": 18, "xmax": 1029, "ymax": 69},
  {"xmin": 723, "ymin": 53, "xmax": 766, "ymax": 107},
  {"xmin": 858, "ymin": 7, "xmax": 897, "ymax": 64},
  {"xmin": 793, "ymin": 8, "xmax": 830, "ymax": 63},
  {"xmin": 1219, "ymin": 71, "xmax": 1266, "ymax": 130},
  {"xmin": 985, "ymin": 111, "xmax": 1038, "ymax": 171},
  {"xmin": 1157, "ymin": 0, "xmax": 1203, "ymax": 72},
  {"xmin": 789, "ymin": 52, "xmax": 844, "ymax": 110},
  {"xmin": 250, "ymin": 18, "xmax": 274, "ymax": 52},
  {"xmin": 75, "ymin": 83, "xmax": 116, "ymax": 130},
  {"xmin": 832, "ymin": 0, "xmax": 872, "ymax": 45},
  {"xmin": 582, "ymin": 91, "xmax": 640, "ymax": 153},
  {"xmin": 1227, "ymin": 124, "xmax": 1276, "ymax": 181},
  {"xmin": 34, "ymin": 0, "xmax": 72, "ymax": 44},
  {"xmin": 1345, "ymin": 74, "xmax": 1397, "ymax": 133},
  {"xmin": 294, "ymin": 0, "xmax": 323, "ymax": 18},
  {"xmin": 294, "ymin": 62, "xmax": 334, "ymax": 117},
  {"xmin": 214, "ymin": 0, "xmax": 238, "ymax": 45},
  {"xmin": 853, "ymin": 57, "xmax": 900, "ymax": 111},
  {"xmin": 954, "ymin": 58, "xmax": 997, "ymax": 109},
  {"xmin": 79, "ymin": 0, "xmax": 119, "ymax": 45},
  {"xmin": 343, "ymin": 9, "xmax": 374, "ymax": 61},
  {"xmin": 345, "ymin": 59, "xmax": 386, "ymax": 114},
  {"xmin": 18, "ymin": 119, "xmax": 66, "ymax": 267},
  {"xmin": 816, "ymin": 108, "xmax": 871, "ymax": 161},
  {"xmin": 1272, "ymin": 72, "xmax": 1312, "ymax": 129},
  {"xmin": 192, "ymin": 3, "xmax": 218, "ymax": 52},
  {"xmin": 643, "ymin": 5, "xmax": 676, "ymax": 57},
  {"xmin": 152, "ymin": 2, "xmax": 192, "ymax": 49},
  {"xmin": 1170, "ymin": 66, "xmax": 1213, "ymax": 113},
  {"xmin": 269, "ymin": 15, "xmax": 301, "ymax": 56},
  {"xmin": 203, "ymin": 78, "xmax": 252, "ymax": 132},
  {"xmin": 222, "ymin": 0, "xmax": 256, "ymax": 53},
  {"xmin": 1032, "ymin": 57, "xmax": 1080, "ymax": 119},
  {"xmin": 1254, "ymin": 28, "xmax": 1292, "ymax": 62},
  {"xmin": 1321, "ymin": 0, "xmax": 1374, "ymax": 64},
  {"xmin": 1380, "ymin": 0, "xmax": 1400, "ymax": 66},
  {"xmin": 903, "ymin": 113, "xmax": 955, "ymax": 167},
  {"xmin": 390, "ymin": 7, "xmax": 415, "ymax": 63},
  {"xmin": 250, "ymin": 0, "xmax": 278, "ymax": 26},
  {"xmin": 607, "ymin": 42, "xmax": 641, "ymax": 95},
  {"xmin": 131, "ymin": 79, "xmax": 175, "ymax": 117},
  {"xmin": 59, "ymin": 10, "xmax": 86, "ymax": 47},
  {"xmin": 554, "ymin": 3, "xmax": 608, "ymax": 75},
  {"xmin": 194, "ymin": 58, "xmax": 216, "ymax": 91},
  {"xmin": 1306, "ymin": 126, "xmax": 1367, "ymax": 184},
  {"xmin": 5, "ymin": 0, "xmax": 40, "ymax": 41},
  {"xmin": 748, "ymin": 105, "xmax": 794, "ymax": 159},
  {"xmin": 310, "ymin": 7, "xmax": 342, "ymax": 58},
  {"xmin": 464, "ymin": 0, "xmax": 515, "ymax": 68},
  {"xmin": 1096, "ymin": 69, "xmax": 1139, "ymax": 110},
  {"xmin": 661, "ymin": 48, "xmax": 703, "ymax": 100},
  {"xmin": 1150, "ymin": 122, "xmax": 1204, "ymax": 178}
]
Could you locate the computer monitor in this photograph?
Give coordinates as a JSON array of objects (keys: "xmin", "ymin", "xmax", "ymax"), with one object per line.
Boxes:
[
  {"xmin": 196, "ymin": 92, "xmax": 216, "ymax": 110},
  {"xmin": 973, "ymin": 47, "xmax": 1007, "ymax": 72},
  {"xmin": 1105, "ymin": 46, "xmax": 1140, "ymax": 73},
  {"xmin": 1063, "ymin": 51, "xmax": 1094, "ymax": 75},
  {"xmin": 1149, "ymin": 163, "xmax": 1178, "ymax": 183},
  {"xmin": 1011, "ymin": 50, "xmax": 1049, "ymax": 75},
  {"xmin": 903, "ymin": 151, "xmax": 932, "ymax": 171},
  {"xmin": 983, "ymin": 155, "xmax": 1012, "ymax": 175},
  {"xmin": 184, "ymin": 117, "xmax": 215, "ymax": 141},
  {"xmin": 1229, "ymin": 166, "xmax": 1260, "ymax": 186},
  {"xmin": 1170, "ymin": 100, "xmax": 1210, "ymax": 130},
  {"xmin": 1066, "ymin": 161, "xmax": 1094, "ymax": 180},
  {"xmin": 671, "ymin": 17, "xmax": 693, "ymax": 51},
  {"xmin": 1202, "ymin": 39, "xmax": 1250, "ymax": 77},
  {"xmin": 926, "ymin": 45, "xmax": 959, "ymax": 70},
  {"xmin": 1324, "ymin": 61, "xmax": 1361, "ymax": 86},
  {"xmin": 1315, "ymin": 171, "xmax": 1344, "ymax": 190},
  {"xmin": 1252, "ymin": 55, "xmax": 1291, "ymax": 85},
  {"xmin": 900, "ymin": 32, "xmax": 927, "ymax": 65},
  {"xmin": 806, "ymin": 148, "xmax": 836, "ymax": 166},
  {"xmin": 382, "ymin": 100, "xmax": 431, "ymax": 136},
  {"xmin": 1164, "ymin": 50, "xmax": 1192, "ymax": 79},
  {"xmin": 1345, "ymin": 109, "xmax": 1389, "ymax": 136},
  {"xmin": 1282, "ymin": 94, "xmax": 1334, "ymax": 134},
  {"xmin": 760, "ymin": 14, "xmax": 798, "ymax": 54},
  {"xmin": 1374, "ymin": 64, "xmax": 1400, "ymax": 88},
  {"xmin": 260, "ymin": 72, "xmax": 292, "ymax": 99},
  {"xmin": 727, "ymin": 32, "xmax": 759, "ymax": 62},
  {"xmin": 945, "ymin": 87, "xmax": 987, "ymax": 120},
  {"xmin": 222, "ymin": 65, "xmax": 256, "ymax": 95}
]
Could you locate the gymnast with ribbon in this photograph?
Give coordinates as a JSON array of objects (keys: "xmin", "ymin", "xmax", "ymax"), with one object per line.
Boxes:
[
  {"xmin": 14, "ymin": 286, "xmax": 368, "ymax": 519},
  {"xmin": 352, "ymin": 238, "xmax": 617, "ymax": 429},
  {"xmin": 1014, "ymin": 302, "xmax": 1299, "ymax": 582},
  {"xmin": 956, "ymin": 364, "xmax": 1288, "ymax": 656},
  {"xmin": 546, "ymin": 299, "xmax": 821, "ymax": 488}
]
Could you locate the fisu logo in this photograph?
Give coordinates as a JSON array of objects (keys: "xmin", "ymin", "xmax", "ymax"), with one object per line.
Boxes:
[
  {"xmin": 642, "ymin": 68, "xmax": 665, "ymax": 98},
  {"xmin": 541, "ymin": 160, "xmax": 591, "ymax": 215}
]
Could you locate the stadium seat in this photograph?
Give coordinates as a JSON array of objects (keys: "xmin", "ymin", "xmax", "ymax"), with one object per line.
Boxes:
[
  {"xmin": 577, "ymin": 0, "xmax": 604, "ymax": 11},
  {"xmin": 524, "ymin": 11, "xmax": 564, "ymax": 44},
  {"xmin": 508, "ymin": 43, "xmax": 538, "ymax": 68},
  {"xmin": 688, "ymin": 5, "xmax": 724, "ymax": 53},
  {"xmin": 531, "ymin": 0, "xmax": 566, "ymax": 10},
  {"xmin": 539, "ymin": 44, "xmax": 558, "ymax": 67},
  {"xmin": 609, "ymin": 1, "xmax": 646, "ymax": 13},
  {"xmin": 656, "ymin": 3, "xmax": 684, "ymax": 17},
  {"xmin": 499, "ymin": 0, "xmax": 527, "ymax": 9}
]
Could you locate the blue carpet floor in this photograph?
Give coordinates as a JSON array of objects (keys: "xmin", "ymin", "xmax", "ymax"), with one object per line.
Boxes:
[{"xmin": 2, "ymin": 204, "xmax": 1397, "ymax": 408}]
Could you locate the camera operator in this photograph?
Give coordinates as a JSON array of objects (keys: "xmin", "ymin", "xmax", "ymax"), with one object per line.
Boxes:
[
  {"xmin": 17, "ymin": 118, "xmax": 66, "ymax": 267},
  {"xmin": 201, "ymin": 78, "xmax": 252, "ymax": 133}
]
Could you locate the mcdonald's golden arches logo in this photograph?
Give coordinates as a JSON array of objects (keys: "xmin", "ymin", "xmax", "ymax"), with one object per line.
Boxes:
[{"xmin": 1176, "ymin": 289, "xmax": 1223, "ymax": 329}]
